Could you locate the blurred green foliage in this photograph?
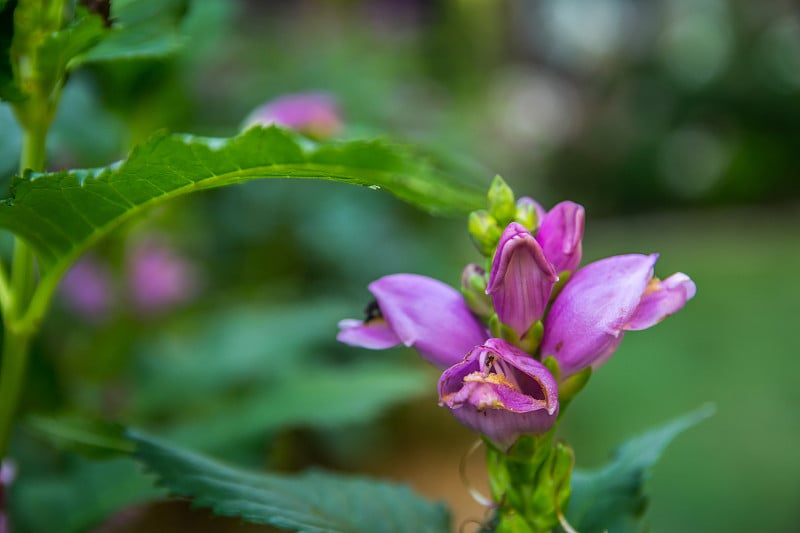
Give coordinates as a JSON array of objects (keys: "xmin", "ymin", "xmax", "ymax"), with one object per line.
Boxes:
[{"xmin": 2, "ymin": 0, "xmax": 798, "ymax": 531}]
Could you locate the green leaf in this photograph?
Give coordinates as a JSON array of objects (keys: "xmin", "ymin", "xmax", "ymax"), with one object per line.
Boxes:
[
  {"xmin": 37, "ymin": 12, "xmax": 106, "ymax": 89},
  {"xmin": 9, "ymin": 456, "xmax": 163, "ymax": 533},
  {"xmin": 25, "ymin": 413, "xmax": 135, "ymax": 458},
  {"xmin": 70, "ymin": 0, "xmax": 189, "ymax": 65},
  {"xmin": 567, "ymin": 404, "xmax": 715, "ymax": 533},
  {"xmin": 130, "ymin": 301, "xmax": 353, "ymax": 415},
  {"xmin": 128, "ymin": 430, "xmax": 452, "ymax": 533},
  {"xmin": 0, "ymin": 126, "xmax": 484, "ymax": 315}
]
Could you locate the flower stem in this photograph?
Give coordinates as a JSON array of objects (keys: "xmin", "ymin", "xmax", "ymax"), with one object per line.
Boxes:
[
  {"xmin": 0, "ymin": 114, "xmax": 50, "ymax": 459},
  {"xmin": 0, "ymin": 329, "xmax": 31, "ymax": 456}
]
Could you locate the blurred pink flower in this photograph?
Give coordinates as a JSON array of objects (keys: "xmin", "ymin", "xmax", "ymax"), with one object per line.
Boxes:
[
  {"xmin": 128, "ymin": 240, "xmax": 198, "ymax": 315},
  {"xmin": 244, "ymin": 92, "xmax": 343, "ymax": 140},
  {"xmin": 59, "ymin": 255, "xmax": 114, "ymax": 321}
]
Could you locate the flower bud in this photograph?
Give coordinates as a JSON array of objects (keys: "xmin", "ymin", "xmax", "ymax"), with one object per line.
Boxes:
[
  {"xmin": 487, "ymin": 175, "xmax": 517, "ymax": 226},
  {"xmin": 514, "ymin": 197, "xmax": 543, "ymax": 232},
  {"xmin": 468, "ymin": 210, "xmax": 502, "ymax": 256},
  {"xmin": 461, "ymin": 264, "xmax": 493, "ymax": 318}
]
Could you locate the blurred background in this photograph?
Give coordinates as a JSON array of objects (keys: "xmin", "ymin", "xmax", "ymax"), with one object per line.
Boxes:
[{"xmin": 1, "ymin": 0, "xmax": 799, "ymax": 531}]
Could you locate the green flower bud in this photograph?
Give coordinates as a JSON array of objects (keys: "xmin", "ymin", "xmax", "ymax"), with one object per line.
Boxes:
[
  {"xmin": 460, "ymin": 264, "xmax": 493, "ymax": 318},
  {"xmin": 514, "ymin": 197, "xmax": 541, "ymax": 232},
  {"xmin": 488, "ymin": 175, "xmax": 517, "ymax": 226},
  {"xmin": 468, "ymin": 209, "xmax": 502, "ymax": 256}
]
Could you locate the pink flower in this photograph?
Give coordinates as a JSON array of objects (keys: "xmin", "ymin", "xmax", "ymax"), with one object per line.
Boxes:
[
  {"xmin": 128, "ymin": 240, "xmax": 198, "ymax": 315},
  {"xmin": 337, "ymin": 274, "xmax": 487, "ymax": 369},
  {"xmin": 59, "ymin": 255, "xmax": 114, "ymax": 321},
  {"xmin": 438, "ymin": 338, "xmax": 558, "ymax": 450},
  {"xmin": 487, "ymin": 222, "xmax": 558, "ymax": 338},
  {"xmin": 541, "ymin": 254, "xmax": 696, "ymax": 377},
  {"xmin": 244, "ymin": 92, "xmax": 342, "ymax": 140}
]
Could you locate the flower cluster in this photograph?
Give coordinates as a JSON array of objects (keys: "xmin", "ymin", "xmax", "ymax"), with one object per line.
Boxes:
[{"xmin": 338, "ymin": 177, "xmax": 695, "ymax": 450}]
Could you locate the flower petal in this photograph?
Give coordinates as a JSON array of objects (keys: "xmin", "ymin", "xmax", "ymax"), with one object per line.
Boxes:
[
  {"xmin": 337, "ymin": 319, "xmax": 402, "ymax": 349},
  {"xmin": 487, "ymin": 223, "xmax": 558, "ymax": 337},
  {"xmin": 541, "ymin": 254, "xmax": 657, "ymax": 377},
  {"xmin": 625, "ymin": 272, "xmax": 696, "ymax": 331},
  {"xmin": 536, "ymin": 201, "xmax": 585, "ymax": 273},
  {"xmin": 369, "ymin": 274, "xmax": 488, "ymax": 368}
]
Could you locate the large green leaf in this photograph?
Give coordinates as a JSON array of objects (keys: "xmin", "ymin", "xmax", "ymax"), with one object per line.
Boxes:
[
  {"xmin": 0, "ymin": 126, "xmax": 484, "ymax": 313},
  {"xmin": 129, "ymin": 431, "xmax": 452, "ymax": 533},
  {"xmin": 567, "ymin": 405, "xmax": 714, "ymax": 533}
]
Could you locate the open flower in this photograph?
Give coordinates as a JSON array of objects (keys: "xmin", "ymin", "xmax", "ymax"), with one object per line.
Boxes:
[
  {"xmin": 438, "ymin": 338, "xmax": 558, "ymax": 450},
  {"xmin": 541, "ymin": 254, "xmax": 696, "ymax": 377},
  {"xmin": 337, "ymin": 274, "xmax": 487, "ymax": 368},
  {"xmin": 487, "ymin": 222, "xmax": 558, "ymax": 338}
]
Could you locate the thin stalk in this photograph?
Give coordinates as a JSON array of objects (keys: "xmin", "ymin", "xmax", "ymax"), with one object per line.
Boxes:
[
  {"xmin": 0, "ymin": 329, "xmax": 31, "ymax": 455},
  {"xmin": 0, "ymin": 263, "xmax": 11, "ymax": 315},
  {"xmin": 0, "ymin": 117, "xmax": 49, "ymax": 459}
]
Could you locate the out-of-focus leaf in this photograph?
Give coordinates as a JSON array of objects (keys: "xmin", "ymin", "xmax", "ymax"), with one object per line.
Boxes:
[
  {"xmin": 9, "ymin": 456, "xmax": 162, "ymax": 533},
  {"xmin": 70, "ymin": 0, "xmax": 189, "ymax": 65},
  {"xmin": 25, "ymin": 413, "xmax": 134, "ymax": 458},
  {"xmin": 567, "ymin": 405, "xmax": 715, "ymax": 533},
  {"xmin": 0, "ymin": 126, "xmax": 484, "ymax": 314},
  {"xmin": 131, "ymin": 301, "xmax": 352, "ymax": 415},
  {"xmin": 129, "ymin": 431, "xmax": 452, "ymax": 533},
  {"xmin": 166, "ymin": 362, "xmax": 431, "ymax": 451},
  {"xmin": 36, "ymin": 12, "xmax": 106, "ymax": 90}
]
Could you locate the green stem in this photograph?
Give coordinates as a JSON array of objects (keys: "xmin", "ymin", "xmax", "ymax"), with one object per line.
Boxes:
[
  {"xmin": 0, "ymin": 329, "xmax": 31, "ymax": 456},
  {"xmin": 0, "ymin": 111, "xmax": 50, "ymax": 460}
]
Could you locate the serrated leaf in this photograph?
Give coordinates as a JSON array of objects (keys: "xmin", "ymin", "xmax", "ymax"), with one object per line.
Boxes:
[
  {"xmin": 567, "ymin": 405, "xmax": 715, "ymax": 533},
  {"xmin": 0, "ymin": 127, "xmax": 484, "ymax": 308},
  {"xmin": 129, "ymin": 431, "xmax": 452, "ymax": 533}
]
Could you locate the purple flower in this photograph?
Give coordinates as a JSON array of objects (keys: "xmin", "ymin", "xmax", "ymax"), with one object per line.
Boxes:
[
  {"xmin": 487, "ymin": 222, "xmax": 558, "ymax": 337},
  {"xmin": 540, "ymin": 254, "xmax": 696, "ymax": 377},
  {"xmin": 244, "ymin": 92, "xmax": 342, "ymax": 140},
  {"xmin": 337, "ymin": 274, "xmax": 488, "ymax": 368},
  {"xmin": 59, "ymin": 255, "xmax": 114, "ymax": 321},
  {"xmin": 128, "ymin": 239, "xmax": 198, "ymax": 316},
  {"xmin": 438, "ymin": 338, "xmax": 558, "ymax": 450},
  {"xmin": 536, "ymin": 201, "xmax": 585, "ymax": 273}
]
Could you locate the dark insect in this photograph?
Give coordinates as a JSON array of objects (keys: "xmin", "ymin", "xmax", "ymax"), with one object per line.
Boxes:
[{"xmin": 363, "ymin": 300, "xmax": 382, "ymax": 322}]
